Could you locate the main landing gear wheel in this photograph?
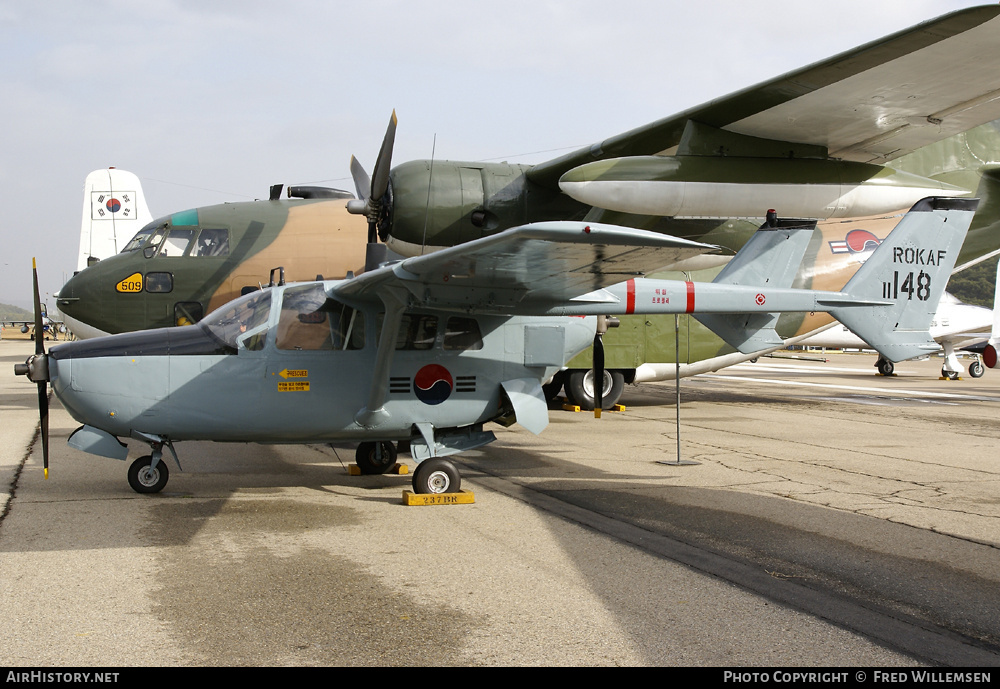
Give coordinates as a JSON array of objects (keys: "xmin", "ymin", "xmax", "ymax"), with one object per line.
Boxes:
[
  {"xmin": 565, "ymin": 369, "xmax": 625, "ymax": 410},
  {"xmin": 542, "ymin": 375, "xmax": 564, "ymax": 403},
  {"xmin": 412, "ymin": 458, "xmax": 461, "ymax": 494},
  {"xmin": 355, "ymin": 441, "xmax": 398, "ymax": 475},
  {"xmin": 876, "ymin": 358, "xmax": 894, "ymax": 376},
  {"xmin": 969, "ymin": 360, "xmax": 985, "ymax": 378},
  {"xmin": 128, "ymin": 455, "xmax": 169, "ymax": 494},
  {"xmin": 942, "ymin": 367, "xmax": 959, "ymax": 381}
]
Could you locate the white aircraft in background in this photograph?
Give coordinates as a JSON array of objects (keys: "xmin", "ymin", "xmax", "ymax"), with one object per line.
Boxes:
[
  {"xmin": 77, "ymin": 167, "xmax": 152, "ymax": 271},
  {"xmin": 51, "ymin": 168, "xmax": 154, "ymax": 336},
  {"xmin": 798, "ymin": 263, "xmax": 1000, "ymax": 379}
]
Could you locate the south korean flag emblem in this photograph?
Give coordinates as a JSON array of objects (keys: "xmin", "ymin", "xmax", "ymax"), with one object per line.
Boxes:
[{"xmin": 92, "ymin": 192, "xmax": 136, "ymax": 220}]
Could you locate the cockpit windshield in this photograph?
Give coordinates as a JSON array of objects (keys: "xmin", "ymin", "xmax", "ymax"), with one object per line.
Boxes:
[
  {"xmin": 121, "ymin": 219, "xmax": 164, "ymax": 252},
  {"xmin": 200, "ymin": 289, "xmax": 273, "ymax": 350}
]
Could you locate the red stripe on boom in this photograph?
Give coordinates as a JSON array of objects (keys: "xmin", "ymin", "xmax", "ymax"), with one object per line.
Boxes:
[
  {"xmin": 626, "ymin": 279, "xmax": 635, "ymax": 314},
  {"xmin": 685, "ymin": 281, "xmax": 695, "ymax": 313}
]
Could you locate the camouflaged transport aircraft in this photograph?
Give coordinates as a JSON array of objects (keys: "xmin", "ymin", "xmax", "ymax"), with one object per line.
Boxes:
[{"xmin": 56, "ymin": 5, "xmax": 1000, "ymax": 406}]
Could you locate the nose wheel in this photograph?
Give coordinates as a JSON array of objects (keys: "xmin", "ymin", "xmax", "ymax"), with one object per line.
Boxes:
[
  {"xmin": 128, "ymin": 455, "xmax": 169, "ymax": 493},
  {"xmin": 412, "ymin": 458, "xmax": 461, "ymax": 494},
  {"xmin": 355, "ymin": 441, "xmax": 398, "ymax": 474}
]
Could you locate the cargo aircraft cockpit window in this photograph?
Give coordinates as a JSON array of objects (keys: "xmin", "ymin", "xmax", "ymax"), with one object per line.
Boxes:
[
  {"xmin": 194, "ymin": 228, "xmax": 230, "ymax": 257},
  {"xmin": 157, "ymin": 229, "xmax": 197, "ymax": 257},
  {"xmin": 122, "ymin": 222, "xmax": 160, "ymax": 252}
]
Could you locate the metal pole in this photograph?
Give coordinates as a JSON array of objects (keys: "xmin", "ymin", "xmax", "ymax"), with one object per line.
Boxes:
[{"xmin": 657, "ymin": 313, "xmax": 699, "ymax": 466}]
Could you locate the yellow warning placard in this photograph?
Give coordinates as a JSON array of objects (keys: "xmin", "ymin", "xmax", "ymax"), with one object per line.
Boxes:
[
  {"xmin": 115, "ymin": 272, "xmax": 143, "ymax": 293},
  {"xmin": 402, "ymin": 490, "xmax": 476, "ymax": 506},
  {"xmin": 278, "ymin": 381, "xmax": 310, "ymax": 392},
  {"xmin": 279, "ymin": 369, "xmax": 308, "ymax": 379}
]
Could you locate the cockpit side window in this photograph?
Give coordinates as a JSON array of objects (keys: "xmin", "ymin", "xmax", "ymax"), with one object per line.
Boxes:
[
  {"xmin": 376, "ymin": 313, "xmax": 439, "ymax": 350},
  {"xmin": 122, "ymin": 223, "xmax": 159, "ymax": 252},
  {"xmin": 443, "ymin": 317, "xmax": 484, "ymax": 350},
  {"xmin": 194, "ymin": 228, "xmax": 230, "ymax": 257},
  {"xmin": 142, "ymin": 226, "xmax": 170, "ymax": 258},
  {"xmin": 200, "ymin": 290, "xmax": 272, "ymax": 351},
  {"xmin": 276, "ymin": 283, "xmax": 365, "ymax": 351}
]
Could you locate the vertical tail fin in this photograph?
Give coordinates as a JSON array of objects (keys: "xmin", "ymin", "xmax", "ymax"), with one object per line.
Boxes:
[
  {"xmin": 831, "ymin": 197, "xmax": 979, "ymax": 362},
  {"xmin": 695, "ymin": 225, "xmax": 814, "ymax": 352},
  {"xmin": 78, "ymin": 168, "xmax": 153, "ymax": 272}
]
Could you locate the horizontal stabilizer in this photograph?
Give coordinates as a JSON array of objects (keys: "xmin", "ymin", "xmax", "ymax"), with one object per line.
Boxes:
[{"xmin": 694, "ymin": 313, "xmax": 785, "ymax": 353}]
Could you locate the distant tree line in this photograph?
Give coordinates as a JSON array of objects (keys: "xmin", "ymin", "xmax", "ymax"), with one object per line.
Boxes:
[
  {"xmin": 0, "ymin": 302, "xmax": 33, "ymax": 321},
  {"xmin": 946, "ymin": 259, "xmax": 999, "ymax": 307}
]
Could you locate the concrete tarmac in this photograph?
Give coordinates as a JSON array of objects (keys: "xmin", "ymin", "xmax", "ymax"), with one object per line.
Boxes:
[{"xmin": 1, "ymin": 339, "xmax": 997, "ymax": 666}]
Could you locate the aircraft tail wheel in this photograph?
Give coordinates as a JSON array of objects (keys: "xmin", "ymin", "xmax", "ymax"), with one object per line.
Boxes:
[
  {"xmin": 412, "ymin": 458, "xmax": 460, "ymax": 494},
  {"xmin": 876, "ymin": 358, "xmax": 894, "ymax": 376},
  {"xmin": 128, "ymin": 455, "xmax": 169, "ymax": 494},
  {"xmin": 969, "ymin": 360, "xmax": 984, "ymax": 378},
  {"xmin": 355, "ymin": 441, "xmax": 398, "ymax": 474}
]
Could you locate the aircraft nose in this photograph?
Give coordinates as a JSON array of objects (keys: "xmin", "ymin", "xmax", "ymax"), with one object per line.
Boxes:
[{"xmin": 55, "ymin": 271, "xmax": 111, "ymax": 339}]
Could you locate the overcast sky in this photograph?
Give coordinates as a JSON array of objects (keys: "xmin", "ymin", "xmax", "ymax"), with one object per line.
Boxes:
[{"xmin": 0, "ymin": 0, "xmax": 985, "ymax": 310}]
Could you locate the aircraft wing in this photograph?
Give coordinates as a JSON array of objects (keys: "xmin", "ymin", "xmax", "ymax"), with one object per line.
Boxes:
[
  {"xmin": 332, "ymin": 222, "xmax": 723, "ymax": 308},
  {"xmin": 529, "ymin": 5, "xmax": 1000, "ymax": 187}
]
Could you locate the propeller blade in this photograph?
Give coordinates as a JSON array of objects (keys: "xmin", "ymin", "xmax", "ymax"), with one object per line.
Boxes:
[
  {"xmin": 38, "ymin": 381, "xmax": 48, "ymax": 479},
  {"xmin": 347, "ymin": 111, "xmax": 398, "ymax": 260},
  {"xmin": 350, "ymin": 156, "xmax": 371, "ymax": 202},
  {"xmin": 32, "ymin": 258, "xmax": 43, "ymax": 356},
  {"xmin": 31, "ymin": 257, "xmax": 49, "ymax": 478},
  {"xmin": 370, "ymin": 110, "xmax": 397, "ymax": 202},
  {"xmin": 593, "ymin": 331, "xmax": 605, "ymax": 419}
]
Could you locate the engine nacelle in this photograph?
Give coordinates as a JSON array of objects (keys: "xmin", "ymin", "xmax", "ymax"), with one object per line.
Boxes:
[{"xmin": 384, "ymin": 160, "xmax": 585, "ymax": 256}]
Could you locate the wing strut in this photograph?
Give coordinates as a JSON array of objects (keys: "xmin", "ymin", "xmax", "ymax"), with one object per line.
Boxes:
[{"xmin": 354, "ymin": 288, "xmax": 408, "ymax": 429}]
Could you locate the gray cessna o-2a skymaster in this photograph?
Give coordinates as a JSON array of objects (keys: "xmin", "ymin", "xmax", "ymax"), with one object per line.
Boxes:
[{"xmin": 17, "ymin": 197, "xmax": 975, "ymax": 495}]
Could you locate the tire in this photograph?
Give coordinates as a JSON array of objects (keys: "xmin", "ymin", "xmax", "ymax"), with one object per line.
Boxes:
[
  {"xmin": 564, "ymin": 370, "xmax": 625, "ymax": 410},
  {"xmin": 412, "ymin": 458, "xmax": 460, "ymax": 494},
  {"xmin": 355, "ymin": 441, "xmax": 398, "ymax": 475},
  {"xmin": 542, "ymin": 374, "xmax": 564, "ymax": 403},
  {"xmin": 876, "ymin": 359, "xmax": 894, "ymax": 376},
  {"xmin": 941, "ymin": 367, "xmax": 959, "ymax": 380},
  {"xmin": 970, "ymin": 360, "xmax": 985, "ymax": 378},
  {"xmin": 128, "ymin": 455, "xmax": 169, "ymax": 494}
]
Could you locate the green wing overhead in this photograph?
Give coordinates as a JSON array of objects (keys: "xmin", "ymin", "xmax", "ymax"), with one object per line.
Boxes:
[
  {"xmin": 331, "ymin": 222, "xmax": 721, "ymax": 310},
  {"xmin": 528, "ymin": 5, "xmax": 1000, "ymax": 188}
]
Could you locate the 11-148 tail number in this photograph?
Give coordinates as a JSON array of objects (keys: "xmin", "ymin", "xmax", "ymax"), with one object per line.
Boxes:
[{"xmin": 882, "ymin": 270, "xmax": 931, "ymax": 301}]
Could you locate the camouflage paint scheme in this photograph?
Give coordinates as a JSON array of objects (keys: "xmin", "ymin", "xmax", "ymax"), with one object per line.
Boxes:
[{"xmin": 59, "ymin": 199, "xmax": 368, "ymax": 335}]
